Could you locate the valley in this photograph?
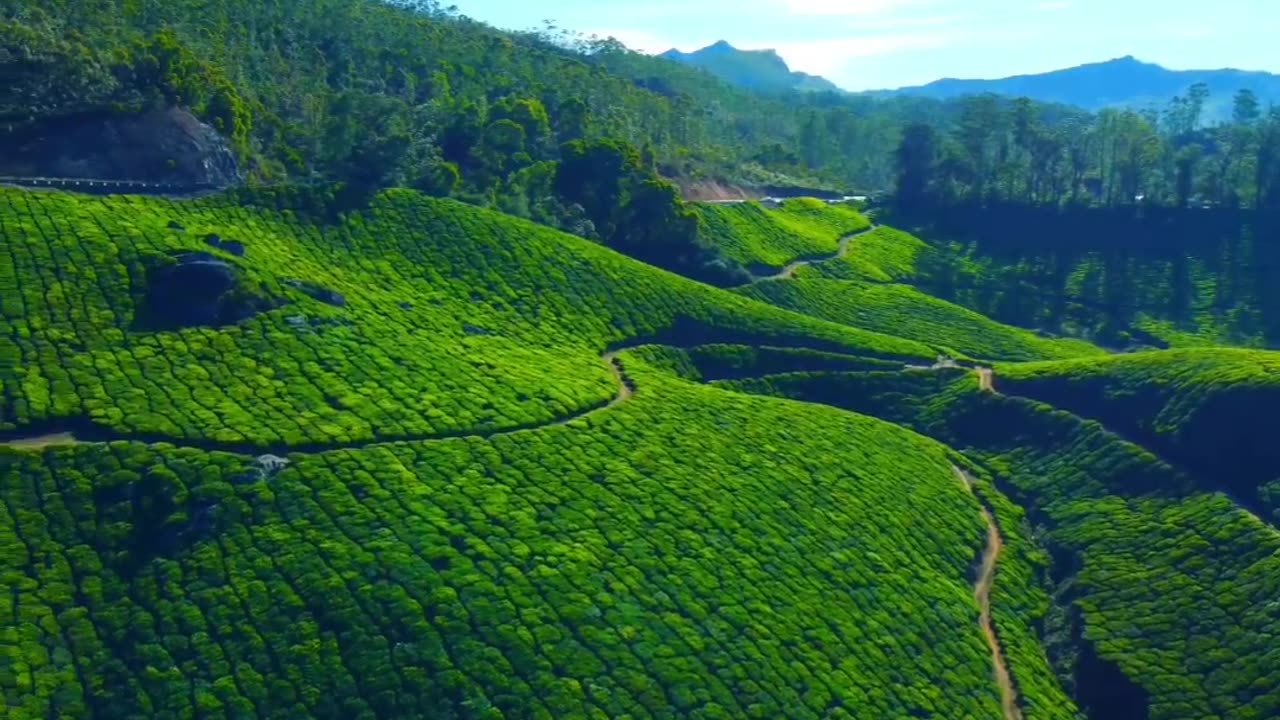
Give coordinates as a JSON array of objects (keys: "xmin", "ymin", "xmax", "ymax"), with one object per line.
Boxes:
[{"xmin": 2, "ymin": 1, "xmax": 1280, "ymax": 719}]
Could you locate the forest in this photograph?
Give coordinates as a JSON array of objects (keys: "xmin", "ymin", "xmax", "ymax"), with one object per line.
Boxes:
[{"xmin": 894, "ymin": 87, "xmax": 1280, "ymax": 213}]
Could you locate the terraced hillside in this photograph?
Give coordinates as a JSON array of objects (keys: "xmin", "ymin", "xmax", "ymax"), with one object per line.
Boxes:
[
  {"xmin": 4, "ymin": 186, "xmax": 1279, "ymax": 720},
  {"xmin": 1, "ymin": 187, "xmax": 1045, "ymax": 720},
  {"xmin": 738, "ymin": 279, "xmax": 1103, "ymax": 361},
  {"xmin": 694, "ymin": 199, "xmax": 871, "ymax": 274},
  {"xmin": 996, "ymin": 349, "xmax": 1280, "ymax": 515},
  {"xmin": 712, "ymin": 365, "xmax": 1280, "ymax": 720}
]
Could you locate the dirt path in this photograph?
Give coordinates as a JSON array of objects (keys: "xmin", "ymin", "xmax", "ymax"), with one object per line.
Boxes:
[
  {"xmin": 977, "ymin": 367, "xmax": 995, "ymax": 393},
  {"xmin": 754, "ymin": 225, "xmax": 878, "ymax": 282},
  {"xmin": 1, "ymin": 353, "xmax": 637, "ymax": 456},
  {"xmin": 952, "ymin": 466, "xmax": 1023, "ymax": 720}
]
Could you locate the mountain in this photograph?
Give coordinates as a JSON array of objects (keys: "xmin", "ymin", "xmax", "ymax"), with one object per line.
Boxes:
[
  {"xmin": 876, "ymin": 55, "xmax": 1280, "ymax": 120},
  {"xmin": 660, "ymin": 40, "xmax": 842, "ymax": 94}
]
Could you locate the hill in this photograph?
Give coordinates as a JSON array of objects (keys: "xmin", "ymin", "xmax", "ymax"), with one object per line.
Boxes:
[
  {"xmin": 3, "ymin": 179, "xmax": 1280, "ymax": 719},
  {"xmin": 660, "ymin": 41, "xmax": 841, "ymax": 94},
  {"xmin": 875, "ymin": 55, "xmax": 1280, "ymax": 122},
  {"xmin": 2, "ymin": 185, "xmax": 1059, "ymax": 719},
  {"xmin": 714, "ymin": 365, "xmax": 1280, "ymax": 720}
]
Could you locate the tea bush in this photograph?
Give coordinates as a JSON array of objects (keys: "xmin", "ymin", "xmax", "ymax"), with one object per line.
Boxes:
[
  {"xmin": 696, "ymin": 200, "xmax": 870, "ymax": 271},
  {"xmin": 0, "ymin": 187, "xmax": 936, "ymax": 449},
  {"xmin": 739, "ymin": 278, "xmax": 1104, "ymax": 361},
  {"xmin": 2, "ymin": 351, "xmax": 1038, "ymax": 720},
  {"xmin": 722, "ymin": 368, "xmax": 1280, "ymax": 720},
  {"xmin": 997, "ymin": 348, "xmax": 1280, "ymax": 501}
]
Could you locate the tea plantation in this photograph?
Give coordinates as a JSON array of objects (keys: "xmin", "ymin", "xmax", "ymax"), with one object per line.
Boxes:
[
  {"xmin": 737, "ymin": 278, "xmax": 1104, "ymax": 361},
  {"xmin": 996, "ymin": 348, "xmax": 1280, "ymax": 510},
  {"xmin": 4, "ymin": 186, "xmax": 1280, "ymax": 720},
  {"xmin": 0, "ymin": 188, "xmax": 934, "ymax": 450},
  {"xmin": 716, "ymin": 367, "xmax": 1280, "ymax": 720},
  {"xmin": 694, "ymin": 199, "xmax": 871, "ymax": 272}
]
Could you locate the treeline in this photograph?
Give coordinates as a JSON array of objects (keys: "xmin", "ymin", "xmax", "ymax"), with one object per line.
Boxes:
[
  {"xmin": 0, "ymin": 0, "xmax": 966, "ymax": 192},
  {"xmin": 895, "ymin": 86, "xmax": 1280, "ymax": 215},
  {"xmin": 0, "ymin": 0, "xmax": 998, "ymax": 280}
]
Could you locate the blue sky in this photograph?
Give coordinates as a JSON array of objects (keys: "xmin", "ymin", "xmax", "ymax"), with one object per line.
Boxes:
[{"xmin": 452, "ymin": 0, "xmax": 1279, "ymax": 90}]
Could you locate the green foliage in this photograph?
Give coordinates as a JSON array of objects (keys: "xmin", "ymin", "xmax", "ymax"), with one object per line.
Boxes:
[
  {"xmin": 0, "ymin": 186, "xmax": 936, "ymax": 446},
  {"xmin": 695, "ymin": 200, "xmax": 870, "ymax": 271},
  {"xmin": 997, "ymin": 348, "xmax": 1280, "ymax": 501},
  {"xmin": 798, "ymin": 225, "xmax": 937, "ymax": 283},
  {"xmin": 721, "ymin": 368, "xmax": 1280, "ymax": 720},
  {"xmin": 555, "ymin": 139, "xmax": 746, "ymax": 282},
  {"xmin": 683, "ymin": 344, "xmax": 901, "ymax": 380},
  {"xmin": 893, "ymin": 90, "xmax": 1280, "ymax": 214},
  {"xmin": 1, "ymin": 350, "xmax": 1042, "ymax": 719},
  {"xmin": 739, "ymin": 278, "xmax": 1105, "ymax": 361}
]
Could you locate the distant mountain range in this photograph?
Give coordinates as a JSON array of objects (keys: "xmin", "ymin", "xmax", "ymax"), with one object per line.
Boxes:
[
  {"xmin": 661, "ymin": 44, "xmax": 1280, "ymax": 121},
  {"xmin": 659, "ymin": 41, "xmax": 840, "ymax": 94},
  {"xmin": 874, "ymin": 56, "xmax": 1280, "ymax": 120}
]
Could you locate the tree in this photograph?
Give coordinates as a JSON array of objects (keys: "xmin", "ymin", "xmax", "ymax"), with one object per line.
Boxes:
[
  {"xmin": 1174, "ymin": 144, "xmax": 1202, "ymax": 208},
  {"xmin": 1233, "ymin": 89, "xmax": 1261, "ymax": 126},
  {"xmin": 894, "ymin": 123, "xmax": 940, "ymax": 211},
  {"xmin": 554, "ymin": 138, "xmax": 638, "ymax": 240}
]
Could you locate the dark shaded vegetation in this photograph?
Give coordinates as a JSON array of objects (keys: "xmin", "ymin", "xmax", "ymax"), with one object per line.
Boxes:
[
  {"xmin": 998, "ymin": 349, "xmax": 1280, "ymax": 514},
  {"xmin": 879, "ymin": 203, "xmax": 1280, "ymax": 347}
]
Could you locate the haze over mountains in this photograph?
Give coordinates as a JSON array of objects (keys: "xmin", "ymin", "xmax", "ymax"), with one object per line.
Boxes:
[{"xmin": 663, "ymin": 42, "xmax": 1280, "ymax": 120}]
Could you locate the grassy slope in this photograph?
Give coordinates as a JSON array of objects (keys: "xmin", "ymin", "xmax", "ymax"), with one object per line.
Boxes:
[
  {"xmin": 739, "ymin": 278, "xmax": 1105, "ymax": 361},
  {"xmin": 695, "ymin": 199, "xmax": 870, "ymax": 270},
  {"xmin": 3, "ymin": 348, "xmax": 1026, "ymax": 720},
  {"xmin": 0, "ymin": 187, "xmax": 935, "ymax": 449},
  {"xmin": 0, "ymin": 187, "xmax": 1064, "ymax": 719},
  {"xmin": 795, "ymin": 225, "xmax": 936, "ymax": 283},
  {"xmin": 716, "ymin": 368, "xmax": 1280, "ymax": 720}
]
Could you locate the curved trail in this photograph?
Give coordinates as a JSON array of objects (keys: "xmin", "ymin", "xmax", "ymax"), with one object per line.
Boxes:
[
  {"xmin": 952, "ymin": 466, "xmax": 1023, "ymax": 720},
  {"xmin": 1, "ymin": 354, "xmax": 635, "ymax": 457},
  {"xmin": 753, "ymin": 225, "xmax": 878, "ymax": 283},
  {"xmin": 977, "ymin": 367, "xmax": 996, "ymax": 393}
]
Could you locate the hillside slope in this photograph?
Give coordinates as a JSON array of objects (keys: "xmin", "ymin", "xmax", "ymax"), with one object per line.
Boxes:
[
  {"xmin": 1, "ymin": 186, "xmax": 1069, "ymax": 719},
  {"xmin": 0, "ymin": 187, "xmax": 935, "ymax": 450},
  {"xmin": 716, "ymin": 367, "xmax": 1280, "ymax": 720}
]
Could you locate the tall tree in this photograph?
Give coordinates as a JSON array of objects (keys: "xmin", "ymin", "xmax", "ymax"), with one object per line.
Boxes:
[{"xmin": 894, "ymin": 123, "xmax": 941, "ymax": 211}]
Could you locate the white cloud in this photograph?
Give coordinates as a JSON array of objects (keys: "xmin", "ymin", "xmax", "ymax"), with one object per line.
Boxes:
[
  {"xmin": 587, "ymin": 27, "xmax": 687, "ymax": 54},
  {"xmin": 772, "ymin": 31, "xmax": 954, "ymax": 76}
]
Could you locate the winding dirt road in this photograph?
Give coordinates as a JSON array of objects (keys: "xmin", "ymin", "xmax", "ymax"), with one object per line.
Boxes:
[
  {"xmin": 1, "ymin": 354, "xmax": 636, "ymax": 456},
  {"xmin": 952, "ymin": 466, "xmax": 1023, "ymax": 720},
  {"xmin": 754, "ymin": 225, "xmax": 878, "ymax": 282},
  {"xmin": 977, "ymin": 367, "xmax": 996, "ymax": 393}
]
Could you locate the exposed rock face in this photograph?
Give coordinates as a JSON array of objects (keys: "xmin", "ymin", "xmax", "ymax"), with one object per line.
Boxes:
[
  {"xmin": 0, "ymin": 107, "xmax": 242, "ymax": 188},
  {"xmin": 140, "ymin": 252, "xmax": 277, "ymax": 329}
]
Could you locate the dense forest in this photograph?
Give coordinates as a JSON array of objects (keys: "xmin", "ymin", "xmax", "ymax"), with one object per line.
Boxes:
[
  {"xmin": 0, "ymin": 0, "xmax": 978, "ymax": 281},
  {"xmin": 895, "ymin": 87, "xmax": 1280, "ymax": 213},
  {"xmin": 0, "ymin": 0, "xmax": 953, "ymax": 192}
]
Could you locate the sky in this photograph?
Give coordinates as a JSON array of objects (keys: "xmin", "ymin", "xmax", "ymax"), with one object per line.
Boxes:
[{"xmin": 450, "ymin": 0, "xmax": 1280, "ymax": 90}]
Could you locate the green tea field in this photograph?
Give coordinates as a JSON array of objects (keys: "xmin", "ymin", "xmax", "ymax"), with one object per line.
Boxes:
[{"xmin": 3, "ymin": 186, "xmax": 1278, "ymax": 720}]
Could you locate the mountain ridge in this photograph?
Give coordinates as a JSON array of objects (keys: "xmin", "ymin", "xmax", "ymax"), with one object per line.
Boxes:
[
  {"xmin": 872, "ymin": 55, "xmax": 1280, "ymax": 119},
  {"xmin": 660, "ymin": 40, "xmax": 842, "ymax": 94}
]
